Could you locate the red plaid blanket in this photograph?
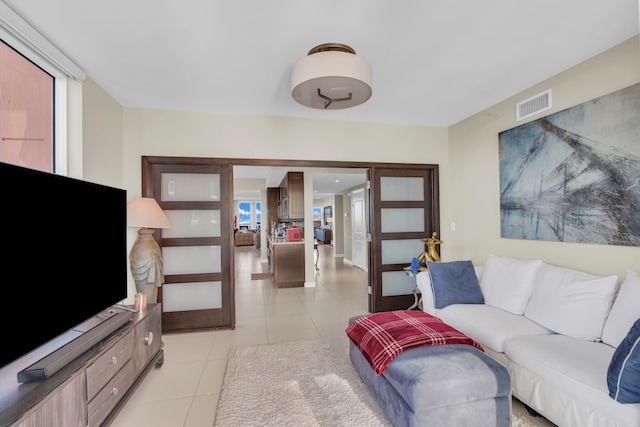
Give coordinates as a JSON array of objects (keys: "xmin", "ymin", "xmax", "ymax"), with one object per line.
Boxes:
[{"xmin": 346, "ymin": 310, "xmax": 484, "ymax": 375}]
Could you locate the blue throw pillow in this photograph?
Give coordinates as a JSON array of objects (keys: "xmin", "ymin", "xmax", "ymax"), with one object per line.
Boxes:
[
  {"xmin": 608, "ymin": 318, "xmax": 640, "ymax": 403},
  {"xmin": 427, "ymin": 260, "xmax": 484, "ymax": 309}
]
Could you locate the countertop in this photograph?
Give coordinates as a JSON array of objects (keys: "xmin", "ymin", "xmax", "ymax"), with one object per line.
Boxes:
[{"xmin": 268, "ymin": 236, "xmax": 305, "ymax": 245}]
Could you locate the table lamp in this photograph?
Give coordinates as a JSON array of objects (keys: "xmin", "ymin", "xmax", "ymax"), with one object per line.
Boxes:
[{"xmin": 127, "ymin": 197, "xmax": 173, "ymax": 303}]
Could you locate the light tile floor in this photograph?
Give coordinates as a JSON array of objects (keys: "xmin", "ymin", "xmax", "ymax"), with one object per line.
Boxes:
[
  {"xmin": 110, "ymin": 244, "xmax": 555, "ymax": 427},
  {"xmin": 110, "ymin": 244, "xmax": 369, "ymax": 427}
]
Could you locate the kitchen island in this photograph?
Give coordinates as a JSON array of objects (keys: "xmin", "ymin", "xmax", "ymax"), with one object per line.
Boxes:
[{"xmin": 267, "ymin": 236, "xmax": 305, "ymax": 288}]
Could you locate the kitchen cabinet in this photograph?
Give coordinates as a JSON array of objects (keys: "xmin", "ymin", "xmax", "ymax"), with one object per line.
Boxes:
[
  {"xmin": 278, "ymin": 172, "xmax": 304, "ymax": 221},
  {"xmin": 267, "ymin": 236, "xmax": 305, "ymax": 288}
]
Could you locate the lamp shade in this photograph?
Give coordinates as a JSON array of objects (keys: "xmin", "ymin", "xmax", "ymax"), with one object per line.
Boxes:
[
  {"xmin": 127, "ymin": 197, "xmax": 172, "ymax": 229},
  {"xmin": 291, "ymin": 43, "xmax": 372, "ymax": 110}
]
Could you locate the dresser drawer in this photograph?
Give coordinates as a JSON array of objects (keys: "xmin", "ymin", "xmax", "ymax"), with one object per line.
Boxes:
[
  {"xmin": 86, "ymin": 331, "xmax": 134, "ymax": 401},
  {"xmin": 87, "ymin": 360, "xmax": 135, "ymax": 427}
]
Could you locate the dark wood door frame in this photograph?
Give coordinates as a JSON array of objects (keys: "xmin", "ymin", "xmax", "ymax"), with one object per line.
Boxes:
[
  {"xmin": 142, "ymin": 157, "xmax": 234, "ymax": 332},
  {"xmin": 369, "ymin": 166, "xmax": 440, "ymax": 312},
  {"xmin": 142, "ymin": 156, "xmax": 440, "ymax": 317}
]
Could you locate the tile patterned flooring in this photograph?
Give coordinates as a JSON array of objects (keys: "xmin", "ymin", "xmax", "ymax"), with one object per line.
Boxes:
[{"xmin": 110, "ymin": 244, "xmax": 555, "ymax": 427}]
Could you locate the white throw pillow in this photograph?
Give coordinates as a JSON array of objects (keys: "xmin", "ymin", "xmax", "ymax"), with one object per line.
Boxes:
[
  {"xmin": 479, "ymin": 255, "xmax": 543, "ymax": 315},
  {"xmin": 602, "ymin": 269, "xmax": 640, "ymax": 348},
  {"xmin": 524, "ymin": 262, "xmax": 618, "ymax": 341}
]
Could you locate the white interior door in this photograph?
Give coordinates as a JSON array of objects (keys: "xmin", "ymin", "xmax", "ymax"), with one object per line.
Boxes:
[{"xmin": 351, "ymin": 188, "xmax": 367, "ymax": 271}]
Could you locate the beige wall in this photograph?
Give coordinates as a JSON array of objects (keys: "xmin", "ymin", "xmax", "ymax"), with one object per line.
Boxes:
[
  {"xmin": 82, "ymin": 36, "xmax": 639, "ymax": 299},
  {"xmin": 446, "ymin": 35, "xmax": 640, "ymax": 279},
  {"xmin": 81, "ymin": 77, "xmax": 124, "ymax": 188},
  {"xmin": 120, "ymin": 110, "xmax": 449, "ymax": 197}
]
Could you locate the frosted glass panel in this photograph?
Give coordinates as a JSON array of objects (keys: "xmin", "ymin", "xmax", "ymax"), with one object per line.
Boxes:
[
  {"xmin": 162, "ymin": 281, "xmax": 221, "ymax": 312},
  {"xmin": 161, "ymin": 173, "xmax": 220, "ymax": 201},
  {"xmin": 163, "ymin": 246, "xmax": 221, "ymax": 274},
  {"xmin": 381, "ymin": 208, "xmax": 425, "ymax": 233},
  {"xmin": 381, "ymin": 240, "xmax": 425, "ymax": 265},
  {"xmin": 163, "ymin": 210, "xmax": 220, "ymax": 238},
  {"xmin": 380, "ymin": 177, "xmax": 424, "ymax": 201},
  {"xmin": 382, "ymin": 271, "xmax": 416, "ymax": 296}
]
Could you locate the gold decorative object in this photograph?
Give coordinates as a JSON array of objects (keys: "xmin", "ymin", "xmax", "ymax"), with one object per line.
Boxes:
[
  {"xmin": 418, "ymin": 232, "xmax": 443, "ymax": 263},
  {"xmin": 403, "ymin": 232, "xmax": 443, "ymax": 275}
]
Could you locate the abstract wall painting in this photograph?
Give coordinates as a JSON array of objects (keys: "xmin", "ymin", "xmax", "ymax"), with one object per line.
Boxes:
[{"xmin": 499, "ymin": 83, "xmax": 640, "ymax": 247}]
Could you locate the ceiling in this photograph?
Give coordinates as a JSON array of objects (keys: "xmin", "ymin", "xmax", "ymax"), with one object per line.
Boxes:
[
  {"xmin": 2, "ymin": 1, "xmax": 638, "ymax": 200},
  {"xmin": 233, "ymin": 166, "xmax": 367, "ymax": 201},
  {"xmin": 4, "ymin": 1, "xmax": 637, "ymax": 128}
]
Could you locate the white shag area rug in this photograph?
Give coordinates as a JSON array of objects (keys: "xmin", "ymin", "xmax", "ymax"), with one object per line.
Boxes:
[{"xmin": 214, "ymin": 336, "xmax": 537, "ymax": 427}]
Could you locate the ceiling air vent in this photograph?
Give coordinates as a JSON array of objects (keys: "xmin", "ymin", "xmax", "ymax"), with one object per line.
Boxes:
[{"xmin": 516, "ymin": 89, "xmax": 552, "ymax": 121}]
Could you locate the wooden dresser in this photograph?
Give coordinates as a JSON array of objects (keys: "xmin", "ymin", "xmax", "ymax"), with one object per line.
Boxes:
[{"xmin": 0, "ymin": 304, "xmax": 163, "ymax": 427}]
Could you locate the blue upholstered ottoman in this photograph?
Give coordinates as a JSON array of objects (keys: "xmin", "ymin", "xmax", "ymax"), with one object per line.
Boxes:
[{"xmin": 348, "ymin": 316, "xmax": 512, "ymax": 427}]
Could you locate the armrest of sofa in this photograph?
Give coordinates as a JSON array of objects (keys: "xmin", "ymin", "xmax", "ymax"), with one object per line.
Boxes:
[
  {"xmin": 415, "ymin": 265, "xmax": 485, "ymax": 316},
  {"xmin": 416, "ymin": 271, "xmax": 436, "ymax": 315}
]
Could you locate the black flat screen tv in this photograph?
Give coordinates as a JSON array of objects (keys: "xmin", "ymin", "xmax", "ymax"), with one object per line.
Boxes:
[{"xmin": 0, "ymin": 162, "xmax": 128, "ymax": 373}]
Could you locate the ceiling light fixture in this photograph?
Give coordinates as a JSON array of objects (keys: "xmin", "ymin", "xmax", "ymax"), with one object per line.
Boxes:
[{"xmin": 291, "ymin": 43, "xmax": 372, "ymax": 110}]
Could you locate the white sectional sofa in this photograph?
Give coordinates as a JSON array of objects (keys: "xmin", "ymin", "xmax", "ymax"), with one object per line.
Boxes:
[{"xmin": 415, "ymin": 255, "xmax": 640, "ymax": 427}]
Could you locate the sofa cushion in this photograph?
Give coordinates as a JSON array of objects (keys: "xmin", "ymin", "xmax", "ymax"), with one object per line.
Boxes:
[
  {"xmin": 524, "ymin": 263, "xmax": 618, "ymax": 341},
  {"xmin": 608, "ymin": 319, "xmax": 640, "ymax": 404},
  {"xmin": 506, "ymin": 334, "xmax": 640, "ymax": 427},
  {"xmin": 602, "ymin": 269, "xmax": 640, "ymax": 348},
  {"xmin": 437, "ymin": 304, "xmax": 552, "ymax": 353},
  {"xmin": 504, "ymin": 334, "xmax": 617, "ymax": 404},
  {"xmin": 427, "ymin": 260, "xmax": 484, "ymax": 309},
  {"xmin": 479, "ymin": 255, "xmax": 542, "ymax": 315}
]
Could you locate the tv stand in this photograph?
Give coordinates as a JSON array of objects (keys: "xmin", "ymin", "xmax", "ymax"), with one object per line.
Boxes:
[
  {"xmin": 18, "ymin": 310, "xmax": 133, "ymax": 383},
  {"xmin": 0, "ymin": 304, "xmax": 163, "ymax": 427}
]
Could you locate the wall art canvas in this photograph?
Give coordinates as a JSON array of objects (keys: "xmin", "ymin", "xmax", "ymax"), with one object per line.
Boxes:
[{"xmin": 499, "ymin": 83, "xmax": 640, "ymax": 247}]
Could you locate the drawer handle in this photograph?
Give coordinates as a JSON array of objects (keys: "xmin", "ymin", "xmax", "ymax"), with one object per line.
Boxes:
[
  {"xmin": 144, "ymin": 332, "xmax": 154, "ymax": 346},
  {"xmin": 112, "ymin": 387, "xmax": 118, "ymax": 396},
  {"xmin": 111, "ymin": 356, "xmax": 118, "ymax": 365}
]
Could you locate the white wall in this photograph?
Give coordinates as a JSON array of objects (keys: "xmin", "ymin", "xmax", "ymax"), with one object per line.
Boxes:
[
  {"xmin": 82, "ymin": 36, "xmax": 640, "ymax": 300},
  {"xmin": 446, "ymin": 36, "xmax": 640, "ymax": 279},
  {"xmin": 116, "ymin": 109, "xmax": 448, "ymax": 293}
]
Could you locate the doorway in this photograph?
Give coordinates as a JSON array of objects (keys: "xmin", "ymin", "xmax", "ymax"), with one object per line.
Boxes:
[{"xmin": 143, "ymin": 156, "xmax": 439, "ymax": 333}]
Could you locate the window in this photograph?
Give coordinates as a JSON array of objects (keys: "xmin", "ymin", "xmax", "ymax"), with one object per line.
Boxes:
[
  {"xmin": 0, "ymin": 3, "xmax": 85, "ymax": 174},
  {"xmin": 0, "ymin": 40, "xmax": 54, "ymax": 172},
  {"xmin": 238, "ymin": 201, "xmax": 261, "ymax": 230},
  {"xmin": 238, "ymin": 201, "xmax": 251, "ymax": 228}
]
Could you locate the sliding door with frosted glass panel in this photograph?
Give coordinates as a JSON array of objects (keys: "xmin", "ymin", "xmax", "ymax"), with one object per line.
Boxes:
[
  {"xmin": 369, "ymin": 167, "xmax": 439, "ymax": 312},
  {"xmin": 143, "ymin": 158, "xmax": 234, "ymax": 332}
]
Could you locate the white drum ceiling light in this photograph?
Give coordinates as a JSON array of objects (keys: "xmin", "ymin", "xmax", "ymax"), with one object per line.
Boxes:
[{"xmin": 291, "ymin": 43, "xmax": 372, "ymax": 110}]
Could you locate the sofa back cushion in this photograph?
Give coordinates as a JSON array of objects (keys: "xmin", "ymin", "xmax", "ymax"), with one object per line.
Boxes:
[
  {"xmin": 478, "ymin": 255, "xmax": 542, "ymax": 315},
  {"xmin": 524, "ymin": 262, "xmax": 618, "ymax": 341},
  {"xmin": 602, "ymin": 269, "xmax": 640, "ymax": 348}
]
